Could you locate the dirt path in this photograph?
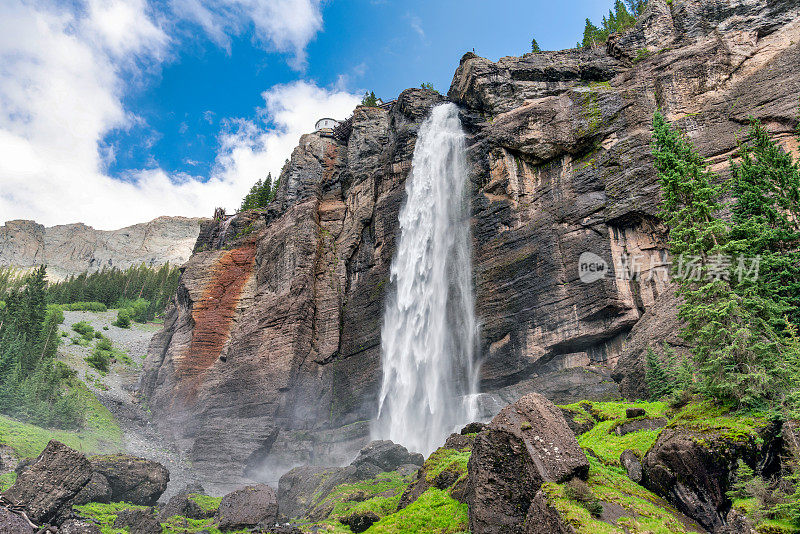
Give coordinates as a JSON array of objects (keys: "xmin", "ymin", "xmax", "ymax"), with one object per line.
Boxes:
[{"xmin": 58, "ymin": 310, "xmax": 193, "ymax": 498}]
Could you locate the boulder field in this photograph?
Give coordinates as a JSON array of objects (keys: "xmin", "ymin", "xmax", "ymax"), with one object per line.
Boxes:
[{"xmin": 1, "ymin": 392, "xmax": 797, "ymax": 533}]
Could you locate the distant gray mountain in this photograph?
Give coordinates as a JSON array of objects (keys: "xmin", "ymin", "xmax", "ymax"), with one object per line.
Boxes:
[{"xmin": 0, "ymin": 216, "xmax": 203, "ymax": 280}]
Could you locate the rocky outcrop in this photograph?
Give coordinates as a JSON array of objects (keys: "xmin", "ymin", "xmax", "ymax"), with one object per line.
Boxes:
[
  {"xmin": 3, "ymin": 441, "xmax": 93, "ymax": 525},
  {"xmin": 0, "ymin": 216, "xmax": 202, "ymax": 280},
  {"xmin": 642, "ymin": 413, "xmax": 782, "ymax": 531},
  {"xmin": 277, "ymin": 440, "xmax": 421, "ymax": 520},
  {"xmin": 89, "ymin": 454, "xmax": 169, "ymax": 506},
  {"xmin": 467, "ymin": 393, "xmax": 588, "ymax": 533},
  {"xmin": 141, "ymin": 0, "xmax": 800, "ymax": 490},
  {"xmin": 215, "ymin": 485, "xmax": 278, "ymax": 531},
  {"xmin": 113, "ymin": 508, "xmax": 161, "ymax": 534}
]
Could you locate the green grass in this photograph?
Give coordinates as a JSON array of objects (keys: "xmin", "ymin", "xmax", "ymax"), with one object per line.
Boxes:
[
  {"xmin": 188, "ymin": 494, "xmax": 222, "ymax": 515},
  {"xmin": 558, "ymin": 401, "xmax": 669, "ymax": 466},
  {"xmin": 0, "ymin": 381, "xmax": 121, "ymax": 460},
  {"xmin": 308, "ymin": 470, "xmax": 412, "ymax": 521},
  {"xmin": 0, "ymin": 471, "xmax": 16, "ymax": 491},
  {"xmin": 365, "ymin": 488, "xmax": 469, "ymax": 534},
  {"xmin": 578, "ymin": 421, "xmax": 662, "ymax": 466},
  {"xmin": 422, "ymin": 448, "xmax": 470, "ymax": 483},
  {"xmin": 73, "ymin": 502, "xmax": 149, "ymax": 534},
  {"xmin": 666, "ymin": 401, "xmax": 768, "ymax": 443},
  {"xmin": 542, "ymin": 457, "xmax": 693, "ymax": 534}
]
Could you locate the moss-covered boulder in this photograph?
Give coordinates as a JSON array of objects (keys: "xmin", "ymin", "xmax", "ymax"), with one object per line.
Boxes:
[
  {"xmin": 398, "ymin": 434, "xmax": 472, "ymax": 510},
  {"xmin": 641, "ymin": 402, "xmax": 781, "ymax": 532},
  {"xmin": 467, "ymin": 393, "xmax": 589, "ymax": 533}
]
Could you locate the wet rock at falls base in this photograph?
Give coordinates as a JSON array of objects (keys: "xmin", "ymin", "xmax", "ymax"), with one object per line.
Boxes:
[
  {"xmin": 340, "ymin": 510, "xmax": 380, "ymax": 533},
  {"xmin": 112, "ymin": 508, "xmax": 160, "ymax": 534},
  {"xmin": 350, "ymin": 441, "xmax": 424, "ymax": 472},
  {"xmin": 467, "ymin": 393, "xmax": 588, "ymax": 534},
  {"xmin": 277, "ymin": 439, "xmax": 422, "ymax": 520},
  {"xmin": 215, "ymin": 484, "xmax": 279, "ymax": 531}
]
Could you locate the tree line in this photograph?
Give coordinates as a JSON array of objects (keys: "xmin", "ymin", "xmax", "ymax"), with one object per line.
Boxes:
[
  {"xmin": 47, "ymin": 262, "xmax": 181, "ymax": 323},
  {"xmin": 648, "ymin": 113, "xmax": 800, "ymax": 526}
]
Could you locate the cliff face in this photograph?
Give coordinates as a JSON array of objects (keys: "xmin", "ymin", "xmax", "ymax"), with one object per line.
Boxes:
[
  {"xmin": 141, "ymin": 0, "xmax": 800, "ymax": 489},
  {"xmin": 0, "ymin": 216, "xmax": 203, "ymax": 280}
]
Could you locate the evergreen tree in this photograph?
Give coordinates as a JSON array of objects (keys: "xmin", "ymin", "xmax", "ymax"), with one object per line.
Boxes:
[
  {"xmin": 729, "ymin": 119, "xmax": 800, "ymax": 326},
  {"xmin": 582, "ymin": 19, "xmax": 604, "ymax": 48},
  {"xmin": 530, "ymin": 38, "xmax": 541, "ymax": 53},
  {"xmin": 361, "ymin": 91, "xmax": 379, "ymax": 107},
  {"xmin": 653, "ymin": 112, "xmax": 795, "ymax": 409},
  {"xmin": 645, "ymin": 347, "xmax": 672, "ymax": 400}
]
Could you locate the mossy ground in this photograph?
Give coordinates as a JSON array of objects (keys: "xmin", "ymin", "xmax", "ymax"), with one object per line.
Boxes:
[
  {"xmin": 543, "ymin": 457, "xmax": 698, "ymax": 534},
  {"xmin": 301, "ymin": 445, "xmax": 471, "ymax": 533},
  {"xmin": 73, "ymin": 502, "xmax": 246, "ymax": 534},
  {"xmin": 0, "ymin": 399, "xmax": 121, "ymax": 462},
  {"xmin": 554, "ymin": 399, "xmax": 787, "ymax": 533}
]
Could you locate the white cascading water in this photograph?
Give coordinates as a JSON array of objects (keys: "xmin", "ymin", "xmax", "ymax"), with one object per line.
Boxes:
[{"xmin": 373, "ymin": 103, "xmax": 479, "ymax": 456}]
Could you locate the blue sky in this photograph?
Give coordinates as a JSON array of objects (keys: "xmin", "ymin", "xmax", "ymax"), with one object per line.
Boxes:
[{"xmin": 0, "ymin": 0, "xmax": 616, "ymax": 229}]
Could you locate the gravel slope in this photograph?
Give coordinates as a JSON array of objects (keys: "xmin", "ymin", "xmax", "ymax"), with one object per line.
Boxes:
[{"xmin": 57, "ymin": 310, "xmax": 193, "ymax": 498}]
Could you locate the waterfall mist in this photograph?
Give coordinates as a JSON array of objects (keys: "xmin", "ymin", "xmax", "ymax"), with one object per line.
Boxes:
[{"xmin": 373, "ymin": 102, "xmax": 479, "ymax": 456}]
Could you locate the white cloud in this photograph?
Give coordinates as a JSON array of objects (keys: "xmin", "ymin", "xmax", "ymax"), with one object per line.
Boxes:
[
  {"xmin": 0, "ymin": 0, "xmax": 358, "ymax": 230},
  {"xmin": 171, "ymin": 0, "xmax": 323, "ymax": 68}
]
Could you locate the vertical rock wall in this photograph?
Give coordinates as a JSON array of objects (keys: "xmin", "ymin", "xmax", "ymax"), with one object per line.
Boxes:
[{"xmin": 142, "ymin": 0, "xmax": 800, "ymax": 488}]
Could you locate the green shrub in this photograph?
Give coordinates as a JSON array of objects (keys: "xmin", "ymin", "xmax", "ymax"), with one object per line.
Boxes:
[
  {"xmin": 71, "ymin": 321, "xmax": 95, "ymax": 340},
  {"xmin": 113, "ymin": 309, "xmax": 131, "ymax": 328},
  {"xmin": 86, "ymin": 347, "xmax": 111, "ymax": 373}
]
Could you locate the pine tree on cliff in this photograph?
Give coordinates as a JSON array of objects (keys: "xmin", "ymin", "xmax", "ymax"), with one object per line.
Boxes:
[
  {"xmin": 530, "ymin": 38, "xmax": 541, "ymax": 53},
  {"xmin": 653, "ymin": 112, "xmax": 792, "ymax": 409},
  {"xmin": 729, "ymin": 119, "xmax": 800, "ymax": 327}
]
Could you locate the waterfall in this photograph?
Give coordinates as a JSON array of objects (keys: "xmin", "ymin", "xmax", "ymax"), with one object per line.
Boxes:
[{"xmin": 373, "ymin": 103, "xmax": 479, "ymax": 456}]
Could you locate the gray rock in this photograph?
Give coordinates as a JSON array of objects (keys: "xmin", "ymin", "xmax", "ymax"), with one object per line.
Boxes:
[
  {"xmin": 340, "ymin": 510, "xmax": 379, "ymax": 533},
  {"xmin": 89, "ymin": 455, "xmax": 169, "ymax": 506},
  {"xmin": 216, "ymin": 485, "xmax": 278, "ymax": 531},
  {"xmin": 614, "ymin": 417, "xmax": 667, "ymax": 436},
  {"xmin": 4, "ymin": 441, "xmax": 92, "ymax": 526},
  {"xmin": 467, "ymin": 393, "xmax": 588, "ymax": 534},
  {"xmin": 71, "ymin": 473, "xmax": 112, "ymax": 506},
  {"xmin": 626, "ymin": 408, "xmax": 646, "ymax": 418},
  {"xmin": 350, "ymin": 440, "xmax": 424, "ymax": 472},
  {"xmin": 0, "ymin": 217, "xmax": 201, "ymax": 281},
  {"xmin": 642, "ymin": 422, "xmax": 782, "ymax": 531},
  {"xmin": 0, "ymin": 507, "xmax": 33, "ymax": 534},
  {"xmin": 58, "ymin": 519, "xmax": 102, "ymax": 534},
  {"xmin": 157, "ymin": 492, "xmax": 205, "ymax": 522},
  {"xmin": 620, "ymin": 449, "xmax": 643, "ymax": 483},
  {"xmin": 113, "ymin": 508, "xmax": 160, "ymax": 534}
]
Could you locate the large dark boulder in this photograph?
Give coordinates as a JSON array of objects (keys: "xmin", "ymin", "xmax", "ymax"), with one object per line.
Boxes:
[
  {"xmin": 113, "ymin": 508, "xmax": 160, "ymax": 534},
  {"xmin": 89, "ymin": 455, "xmax": 169, "ymax": 506},
  {"xmin": 467, "ymin": 393, "xmax": 589, "ymax": 534},
  {"xmin": 3, "ymin": 441, "xmax": 92, "ymax": 525},
  {"xmin": 71, "ymin": 473, "xmax": 112, "ymax": 506},
  {"xmin": 216, "ymin": 484, "xmax": 278, "ymax": 531},
  {"xmin": 340, "ymin": 510, "xmax": 379, "ymax": 533},
  {"xmin": 0, "ymin": 507, "xmax": 33, "ymax": 534},
  {"xmin": 642, "ymin": 420, "xmax": 781, "ymax": 531},
  {"xmin": 350, "ymin": 440, "xmax": 424, "ymax": 472}
]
